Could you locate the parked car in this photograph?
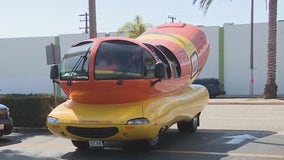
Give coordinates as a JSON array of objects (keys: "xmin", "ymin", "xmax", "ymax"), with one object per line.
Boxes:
[
  {"xmin": 0, "ymin": 104, "xmax": 13, "ymax": 137},
  {"xmin": 193, "ymin": 78, "xmax": 225, "ymax": 98}
]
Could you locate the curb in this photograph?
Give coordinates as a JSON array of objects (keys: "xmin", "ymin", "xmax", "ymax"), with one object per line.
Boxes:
[{"xmin": 208, "ymin": 98, "xmax": 284, "ymax": 105}]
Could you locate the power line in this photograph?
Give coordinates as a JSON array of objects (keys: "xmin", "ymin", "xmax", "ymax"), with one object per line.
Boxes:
[
  {"xmin": 79, "ymin": 12, "xmax": 89, "ymax": 33},
  {"xmin": 168, "ymin": 16, "xmax": 176, "ymax": 23}
]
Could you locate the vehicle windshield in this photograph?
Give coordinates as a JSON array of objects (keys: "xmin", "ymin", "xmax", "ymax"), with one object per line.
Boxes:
[
  {"xmin": 60, "ymin": 42, "xmax": 94, "ymax": 80},
  {"xmin": 94, "ymin": 40, "xmax": 156, "ymax": 80}
]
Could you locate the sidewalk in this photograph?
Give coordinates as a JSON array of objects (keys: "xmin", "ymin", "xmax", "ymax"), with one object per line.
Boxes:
[{"xmin": 208, "ymin": 97, "xmax": 284, "ymax": 105}]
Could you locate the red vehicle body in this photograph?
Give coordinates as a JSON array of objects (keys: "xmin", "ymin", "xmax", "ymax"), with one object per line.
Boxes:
[{"xmin": 59, "ymin": 23, "xmax": 209, "ymax": 104}]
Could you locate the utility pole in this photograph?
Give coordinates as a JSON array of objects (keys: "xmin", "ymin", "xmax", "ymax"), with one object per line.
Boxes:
[
  {"xmin": 168, "ymin": 16, "xmax": 176, "ymax": 23},
  {"xmin": 79, "ymin": 12, "xmax": 89, "ymax": 33},
  {"xmin": 89, "ymin": 0, "xmax": 97, "ymax": 38},
  {"xmin": 250, "ymin": 0, "xmax": 254, "ymax": 96}
]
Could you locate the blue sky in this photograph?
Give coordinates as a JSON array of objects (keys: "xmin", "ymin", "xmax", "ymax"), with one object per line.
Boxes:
[{"xmin": 0, "ymin": 0, "xmax": 283, "ymax": 38}]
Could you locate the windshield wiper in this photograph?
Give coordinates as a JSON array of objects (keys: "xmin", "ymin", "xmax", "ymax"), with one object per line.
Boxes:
[
  {"xmin": 67, "ymin": 47, "xmax": 91, "ymax": 86},
  {"xmin": 116, "ymin": 55, "xmax": 136, "ymax": 85}
]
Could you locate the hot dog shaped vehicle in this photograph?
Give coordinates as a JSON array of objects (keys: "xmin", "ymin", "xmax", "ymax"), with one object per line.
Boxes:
[{"xmin": 47, "ymin": 23, "xmax": 210, "ymax": 149}]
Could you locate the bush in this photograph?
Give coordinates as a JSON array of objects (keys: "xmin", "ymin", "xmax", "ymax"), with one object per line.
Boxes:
[{"xmin": 0, "ymin": 94, "xmax": 66, "ymax": 127}]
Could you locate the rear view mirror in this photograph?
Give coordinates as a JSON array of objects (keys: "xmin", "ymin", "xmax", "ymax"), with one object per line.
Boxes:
[
  {"xmin": 50, "ymin": 65, "xmax": 59, "ymax": 79},
  {"xmin": 154, "ymin": 63, "xmax": 166, "ymax": 79}
]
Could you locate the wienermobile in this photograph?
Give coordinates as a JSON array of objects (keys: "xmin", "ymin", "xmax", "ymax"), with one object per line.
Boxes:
[{"xmin": 47, "ymin": 23, "xmax": 210, "ymax": 149}]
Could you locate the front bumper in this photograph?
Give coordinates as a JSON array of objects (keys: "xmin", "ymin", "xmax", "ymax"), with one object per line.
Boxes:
[
  {"xmin": 46, "ymin": 100, "xmax": 160, "ymax": 141},
  {"xmin": 46, "ymin": 122, "xmax": 160, "ymax": 141}
]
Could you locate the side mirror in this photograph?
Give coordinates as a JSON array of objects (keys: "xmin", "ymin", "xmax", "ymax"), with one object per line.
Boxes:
[
  {"xmin": 50, "ymin": 65, "xmax": 59, "ymax": 79},
  {"xmin": 154, "ymin": 63, "xmax": 166, "ymax": 79}
]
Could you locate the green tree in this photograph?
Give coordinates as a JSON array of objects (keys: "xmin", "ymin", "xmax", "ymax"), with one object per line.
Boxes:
[
  {"xmin": 117, "ymin": 15, "xmax": 153, "ymax": 38},
  {"xmin": 193, "ymin": 0, "xmax": 278, "ymax": 98}
]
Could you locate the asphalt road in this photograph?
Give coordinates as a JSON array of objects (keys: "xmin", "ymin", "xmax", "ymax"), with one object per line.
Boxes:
[{"xmin": 1, "ymin": 103, "xmax": 284, "ymax": 160}]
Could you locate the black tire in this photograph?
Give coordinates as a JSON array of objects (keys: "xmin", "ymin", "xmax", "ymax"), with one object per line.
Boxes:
[
  {"xmin": 147, "ymin": 134, "xmax": 160, "ymax": 148},
  {"xmin": 208, "ymin": 90, "xmax": 212, "ymax": 98},
  {"xmin": 140, "ymin": 127, "xmax": 166, "ymax": 150},
  {"xmin": 177, "ymin": 114, "xmax": 199, "ymax": 133},
  {"xmin": 71, "ymin": 140, "xmax": 90, "ymax": 149},
  {"xmin": 140, "ymin": 133, "xmax": 160, "ymax": 150}
]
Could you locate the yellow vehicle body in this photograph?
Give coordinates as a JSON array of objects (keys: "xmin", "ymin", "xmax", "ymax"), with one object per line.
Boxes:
[{"xmin": 46, "ymin": 84, "xmax": 208, "ymax": 142}]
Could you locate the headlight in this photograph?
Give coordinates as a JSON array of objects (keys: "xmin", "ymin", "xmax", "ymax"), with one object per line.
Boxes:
[
  {"xmin": 47, "ymin": 116, "xmax": 60, "ymax": 124},
  {"xmin": 127, "ymin": 118, "xmax": 149, "ymax": 125}
]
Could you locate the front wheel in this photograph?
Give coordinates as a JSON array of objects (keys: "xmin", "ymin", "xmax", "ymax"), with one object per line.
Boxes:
[
  {"xmin": 177, "ymin": 114, "xmax": 199, "ymax": 133},
  {"xmin": 71, "ymin": 140, "xmax": 90, "ymax": 150},
  {"xmin": 139, "ymin": 132, "xmax": 160, "ymax": 150}
]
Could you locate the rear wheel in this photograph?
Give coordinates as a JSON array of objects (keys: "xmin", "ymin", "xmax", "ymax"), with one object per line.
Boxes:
[
  {"xmin": 71, "ymin": 140, "xmax": 90, "ymax": 149},
  {"xmin": 177, "ymin": 114, "xmax": 199, "ymax": 133}
]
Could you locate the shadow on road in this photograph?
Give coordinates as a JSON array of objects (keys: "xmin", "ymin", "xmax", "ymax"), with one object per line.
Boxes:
[
  {"xmin": 0, "ymin": 137, "xmax": 20, "ymax": 147},
  {"xmin": 0, "ymin": 128, "xmax": 50, "ymax": 147},
  {"xmin": 0, "ymin": 129, "xmax": 57, "ymax": 160},
  {"xmin": 0, "ymin": 149, "xmax": 57, "ymax": 160},
  {"xmin": 61, "ymin": 128, "xmax": 277, "ymax": 160}
]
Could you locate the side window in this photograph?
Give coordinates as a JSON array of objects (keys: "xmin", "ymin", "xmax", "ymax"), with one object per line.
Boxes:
[
  {"xmin": 156, "ymin": 45, "xmax": 181, "ymax": 78},
  {"xmin": 144, "ymin": 43, "xmax": 171, "ymax": 79},
  {"xmin": 190, "ymin": 52, "xmax": 199, "ymax": 77},
  {"xmin": 142, "ymin": 50, "xmax": 156, "ymax": 78}
]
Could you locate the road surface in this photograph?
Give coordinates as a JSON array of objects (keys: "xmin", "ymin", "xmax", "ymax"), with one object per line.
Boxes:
[{"xmin": 1, "ymin": 104, "xmax": 284, "ymax": 160}]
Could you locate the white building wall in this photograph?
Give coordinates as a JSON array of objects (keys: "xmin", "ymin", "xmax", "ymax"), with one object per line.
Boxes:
[
  {"xmin": 58, "ymin": 33, "xmax": 89, "ymax": 58},
  {"xmin": 0, "ymin": 22, "xmax": 283, "ymax": 96},
  {"xmin": 224, "ymin": 23, "xmax": 252, "ymax": 95},
  {"xmin": 223, "ymin": 22, "xmax": 284, "ymax": 96},
  {"xmin": 276, "ymin": 21, "xmax": 284, "ymax": 95},
  {"xmin": 252, "ymin": 23, "xmax": 268, "ymax": 96},
  {"xmin": 58, "ymin": 33, "xmax": 107, "ymax": 57},
  {"xmin": 199, "ymin": 26, "xmax": 220, "ymax": 79},
  {"xmin": 0, "ymin": 37, "xmax": 55, "ymax": 94}
]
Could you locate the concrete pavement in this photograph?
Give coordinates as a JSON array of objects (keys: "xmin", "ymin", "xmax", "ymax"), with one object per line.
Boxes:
[
  {"xmin": 208, "ymin": 97, "xmax": 284, "ymax": 105},
  {"xmin": 6, "ymin": 102, "xmax": 284, "ymax": 160}
]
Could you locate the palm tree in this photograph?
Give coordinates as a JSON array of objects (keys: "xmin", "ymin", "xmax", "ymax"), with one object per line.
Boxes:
[
  {"xmin": 117, "ymin": 15, "xmax": 153, "ymax": 38},
  {"xmin": 192, "ymin": 0, "xmax": 213, "ymax": 14},
  {"xmin": 263, "ymin": 0, "xmax": 278, "ymax": 99},
  {"xmin": 192, "ymin": 0, "xmax": 278, "ymax": 98}
]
